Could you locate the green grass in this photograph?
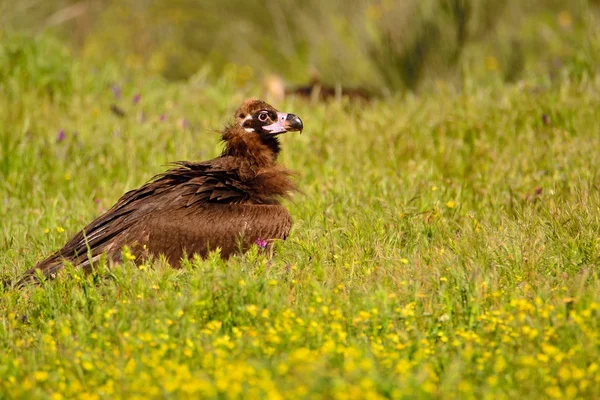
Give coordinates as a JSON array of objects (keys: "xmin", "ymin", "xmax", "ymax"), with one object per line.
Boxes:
[{"xmin": 2, "ymin": 53, "xmax": 600, "ymax": 398}]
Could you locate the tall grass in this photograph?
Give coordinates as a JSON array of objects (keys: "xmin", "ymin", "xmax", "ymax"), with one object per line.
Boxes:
[
  {"xmin": 1, "ymin": 35, "xmax": 600, "ymax": 398},
  {"xmin": 2, "ymin": 0, "xmax": 599, "ymax": 90}
]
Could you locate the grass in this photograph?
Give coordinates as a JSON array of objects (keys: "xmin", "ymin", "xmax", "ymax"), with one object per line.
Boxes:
[
  {"xmin": 2, "ymin": 49, "xmax": 600, "ymax": 398},
  {"xmin": 4, "ymin": 1, "xmax": 599, "ymax": 89}
]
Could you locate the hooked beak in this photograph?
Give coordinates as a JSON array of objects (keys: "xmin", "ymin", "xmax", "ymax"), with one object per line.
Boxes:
[{"xmin": 262, "ymin": 112, "xmax": 303, "ymax": 135}]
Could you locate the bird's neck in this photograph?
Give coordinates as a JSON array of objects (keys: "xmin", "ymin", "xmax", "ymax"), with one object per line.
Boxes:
[{"xmin": 221, "ymin": 126, "xmax": 280, "ymax": 167}]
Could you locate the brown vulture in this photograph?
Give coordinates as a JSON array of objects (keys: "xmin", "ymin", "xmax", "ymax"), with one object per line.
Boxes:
[{"xmin": 14, "ymin": 98, "xmax": 303, "ymax": 286}]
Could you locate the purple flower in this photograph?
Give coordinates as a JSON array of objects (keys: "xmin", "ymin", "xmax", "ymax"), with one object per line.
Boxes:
[
  {"xmin": 111, "ymin": 85, "xmax": 121, "ymax": 99},
  {"xmin": 57, "ymin": 129, "xmax": 65, "ymax": 142},
  {"xmin": 542, "ymin": 114, "xmax": 551, "ymax": 126},
  {"xmin": 256, "ymin": 237, "xmax": 268, "ymax": 249},
  {"xmin": 159, "ymin": 114, "xmax": 166, "ymax": 122},
  {"xmin": 133, "ymin": 93, "xmax": 141, "ymax": 104}
]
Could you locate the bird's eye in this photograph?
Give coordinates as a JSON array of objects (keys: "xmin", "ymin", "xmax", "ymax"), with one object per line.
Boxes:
[{"xmin": 258, "ymin": 111, "xmax": 269, "ymax": 122}]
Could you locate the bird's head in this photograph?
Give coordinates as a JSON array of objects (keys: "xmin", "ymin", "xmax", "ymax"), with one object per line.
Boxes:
[
  {"xmin": 222, "ymin": 99, "xmax": 303, "ymax": 164},
  {"xmin": 234, "ymin": 98, "xmax": 303, "ymax": 136}
]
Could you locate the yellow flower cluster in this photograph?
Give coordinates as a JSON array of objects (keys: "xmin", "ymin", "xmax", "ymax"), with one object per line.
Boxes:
[{"xmin": 2, "ymin": 286, "xmax": 600, "ymax": 399}]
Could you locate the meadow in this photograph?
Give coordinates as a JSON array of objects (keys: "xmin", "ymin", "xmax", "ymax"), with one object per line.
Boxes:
[{"xmin": 2, "ymin": 35, "xmax": 600, "ymax": 399}]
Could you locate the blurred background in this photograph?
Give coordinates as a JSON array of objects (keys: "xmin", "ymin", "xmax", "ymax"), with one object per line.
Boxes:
[{"xmin": 0, "ymin": 0, "xmax": 599, "ymax": 97}]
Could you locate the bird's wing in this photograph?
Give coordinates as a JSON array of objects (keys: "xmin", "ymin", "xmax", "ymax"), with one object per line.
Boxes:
[
  {"xmin": 164, "ymin": 159, "xmax": 256, "ymax": 205},
  {"xmin": 141, "ymin": 202, "xmax": 292, "ymax": 263},
  {"xmin": 17, "ymin": 179, "xmax": 173, "ymax": 283},
  {"xmin": 17, "ymin": 159, "xmax": 255, "ymax": 284}
]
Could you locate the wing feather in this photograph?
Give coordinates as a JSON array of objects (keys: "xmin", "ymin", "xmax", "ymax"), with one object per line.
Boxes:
[{"xmin": 16, "ymin": 155, "xmax": 294, "ymax": 285}]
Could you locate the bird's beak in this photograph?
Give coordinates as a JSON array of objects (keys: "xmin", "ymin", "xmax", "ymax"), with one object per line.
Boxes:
[{"xmin": 263, "ymin": 112, "xmax": 303, "ymax": 135}]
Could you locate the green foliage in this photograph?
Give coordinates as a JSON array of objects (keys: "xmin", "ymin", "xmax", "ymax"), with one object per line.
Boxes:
[
  {"xmin": 3, "ymin": 0, "xmax": 599, "ymax": 91},
  {"xmin": 1, "ymin": 43, "xmax": 600, "ymax": 397},
  {"xmin": 0, "ymin": 33, "xmax": 74, "ymax": 101}
]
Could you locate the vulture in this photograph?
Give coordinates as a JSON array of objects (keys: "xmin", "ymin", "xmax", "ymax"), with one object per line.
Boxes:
[{"xmin": 14, "ymin": 98, "xmax": 303, "ymax": 286}]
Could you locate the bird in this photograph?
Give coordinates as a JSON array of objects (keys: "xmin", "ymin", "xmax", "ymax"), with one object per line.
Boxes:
[{"xmin": 13, "ymin": 98, "xmax": 303, "ymax": 286}]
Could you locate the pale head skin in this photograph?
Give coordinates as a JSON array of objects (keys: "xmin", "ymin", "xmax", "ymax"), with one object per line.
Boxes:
[{"xmin": 234, "ymin": 99, "xmax": 303, "ymax": 135}]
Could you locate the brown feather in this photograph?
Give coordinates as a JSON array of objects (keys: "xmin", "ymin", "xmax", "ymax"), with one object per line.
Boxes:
[{"xmin": 14, "ymin": 99, "xmax": 302, "ymax": 286}]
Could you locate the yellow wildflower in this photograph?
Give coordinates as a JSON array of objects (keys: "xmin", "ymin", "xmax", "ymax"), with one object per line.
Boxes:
[{"xmin": 34, "ymin": 371, "xmax": 48, "ymax": 382}]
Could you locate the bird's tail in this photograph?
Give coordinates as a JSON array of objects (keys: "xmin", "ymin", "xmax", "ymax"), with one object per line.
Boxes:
[
  {"xmin": 11, "ymin": 249, "xmax": 106, "ymax": 289},
  {"xmin": 11, "ymin": 254, "xmax": 66, "ymax": 288}
]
